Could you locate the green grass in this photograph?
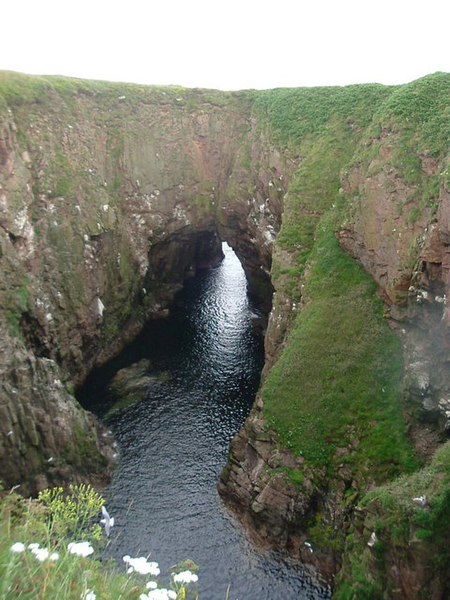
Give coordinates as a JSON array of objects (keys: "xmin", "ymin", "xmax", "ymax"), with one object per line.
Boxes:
[
  {"xmin": 0, "ymin": 70, "xmax": 243, "ymax": 114},
  {"xmin": 263, "ymin": 218, "xmax": 418, "ymax": 483},
  {"xmin": 48, "ymin": 150, "xmax": 73, "ymax": 198},
  {"xmin": 275, "ymin": 121, "xmax": 355, "ymax": 279},
  {"xmin": 251, "ymin": 83, "xmax": 395, "ymax": 148},
  {"xmin": 1, "ymin": 68, "xmax": 449, "ymax": 595},
  {"xmin": 379, "ymin": 72, "xmax": 450, "ymax": 157},
  {"xmin": 344, "ymin": 72, "xmax": 450, "ymax": 234},
  {"xmin": 252, "ymin": 82, "xmax": 400, "ymax": 305}
]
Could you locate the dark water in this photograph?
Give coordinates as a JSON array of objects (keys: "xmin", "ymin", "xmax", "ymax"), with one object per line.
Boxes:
[{"xmin": 81, "ymin": 243, "xmax": 330, "ymax": 600}]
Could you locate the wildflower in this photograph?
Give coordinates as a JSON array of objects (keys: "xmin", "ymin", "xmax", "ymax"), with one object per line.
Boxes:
[
  {"xmin": 146, "ymin": 581, "xmax": 158, "ymax": 590},
  {"xmin": 32, "ymin": 547, "xmax": 50, "ymax": 562},
  {"xmin": 28, "ymin": 543, "xmax": 40, "ymax": 550},
  {"xmin": 100, "ymin": 505, "xmax": 115, "ymax": 537},
  {"xmin": 173, "ymin": 570, "xmax": 198, "ymax": 584},
  {"xmin": 367, "ymin": 532, "xmax": 378, "ymax": 548},
  {"xmin": 83, "ymin": 591, "xmax": 96, "ymax": 600},
  {"xmin": 413, "ymin": 495, "xmax": 428, "ymax": 508},
  {"xmin": 68, "ymin": 541, "xmax": 94, "ymax": 557},
  {"xmin": 49, "ymin": 552, "xmax": 59, "ymax": 561},
  {"xmin": 141, "ymin": 589, "xmax": 176, "ymax": 600},
  {"xmin": 123, "ymin": 555, "xmax": 160, "ymax": 576},
  {"xmin": 10, "ymin": 542, "xmax": 25, "ymax": 553}
]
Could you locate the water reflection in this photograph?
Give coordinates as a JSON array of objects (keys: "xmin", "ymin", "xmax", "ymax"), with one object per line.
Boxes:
[{"xmin": 82, "ymin": 243, "xmax": 330, "ymax": 599}]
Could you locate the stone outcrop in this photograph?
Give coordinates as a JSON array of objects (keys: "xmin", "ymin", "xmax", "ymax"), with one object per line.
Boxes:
[
  {"xmin": 218, "ymin": 402, "xmax": 340, "ymax": 581},
  {"xmin": 339, "ymin": 141, "xmax": 450, "ymax": 434}
]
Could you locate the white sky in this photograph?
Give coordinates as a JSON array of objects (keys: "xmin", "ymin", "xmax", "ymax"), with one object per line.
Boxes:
[{"xmin": 2, "ymin": 0, "xmax": 449, "ymax": 90}]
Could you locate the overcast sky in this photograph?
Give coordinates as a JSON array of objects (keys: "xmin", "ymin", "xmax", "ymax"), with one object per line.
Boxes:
[{"xmin": 2, "ymin": 0, "xmax": 449, "ymax": 90}]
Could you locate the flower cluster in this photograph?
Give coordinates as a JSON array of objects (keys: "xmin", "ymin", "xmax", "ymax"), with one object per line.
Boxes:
[
  {"xmin": 6, "ymin": 487, "xmax": 202, "ymax": 600},
  {"xmin": 68, "ymin": 541, "xmax": 95, "ymax": 557},
  {"xmin": 173, "ymin": 570, "xmax": 198, "ymax": 584},
  {"xmin": 123, "ymin": 555, "xmax": 160, "ymax": 576},
  {"xmin": 9, "ymin": 514, "xmax": 197, "ymax": 600},
  {"xmin": 10, "ymin": 542, "xmax": 59, "ymax": 562},
  {"xmin": 121, "ymin": 556, "xmax": 199, "ymax": 599},
  {"xmin": 140, "ymin": 588, "xmax": 176, "ymax": 600},
  {"xmin": 10, "ymin": 542, "xmax": 25, "ymax": 553}
]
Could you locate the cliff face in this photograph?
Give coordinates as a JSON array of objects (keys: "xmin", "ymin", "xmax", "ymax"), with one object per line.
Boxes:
[
  {"xmin": 0, "ymin": 73, "xmax": 290, "ymax": 493},
  {"xmin": 218, "ymin": 74, "xmax": 450, "ymax": 595},
  {"xmin": 1, "ymin": 71, "xmax": 450, "ymax": 596}
]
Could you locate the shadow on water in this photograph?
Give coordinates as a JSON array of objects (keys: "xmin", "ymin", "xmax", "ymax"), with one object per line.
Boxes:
[{"xmin": 79, "ymin": 243, "xmax": 331, "ymax": 600}]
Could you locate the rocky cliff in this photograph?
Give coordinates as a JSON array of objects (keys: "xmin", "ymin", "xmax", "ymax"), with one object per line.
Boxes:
[
  {"xmin": 1, "ymin": 70, "xmax": 449, "ymax": 596},
  {"xmin": 218, "ymin": 74, "xmax": 450, "ymax": 596},
  {"xmin": 0, "ymin": 72, "xmax": 290, "ymax": 494}
]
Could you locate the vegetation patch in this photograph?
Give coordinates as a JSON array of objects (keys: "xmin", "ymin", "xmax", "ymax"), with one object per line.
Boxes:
[
  {"xmin": 251, "ymin": 84, "xmax": 394, "ymax": 149},
  {"xmin": 263, "ymin": 218, "xmax": 418, "ymax": 483},
  {"xmin": 0, "ymin": 485, "xmax": 198, "ymax": 599},
  {"xmin": 335, "ymin": 442, "xmax": 450, "ymax": 598},
  {"xmin": 3, "ymin": 276, "xmax": 30, "ymax": 339}
]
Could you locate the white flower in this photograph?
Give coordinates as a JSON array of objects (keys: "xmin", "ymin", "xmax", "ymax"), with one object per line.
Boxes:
[
  {"xmin": 146, "ymin": 581, "xmax": 158, "ymax": 590},
  {"xmin": 367, "ymin": 532, "xmax": 378, "ymax": 548},
  {"xmin": 144, "ymin": 589, "xmax": 176, "ymax": 600},
  {"xmin": 49, "ymin": 552, "xmax": 59, "ymax": 561},
  {"xmin": 68, "ymin": 541, "xmax": 94, "ymax": 557},
  {"xmin": 83, "ymin": 591, "xmax": 96, "ymax": 600},
  {"xmin": 28, "ymin": 543, "xmax": 40, "ymax": 550},
  {"xmin": 32, "ymin": 547, "xmax": 50, "ymax": 562},
  {"xmin": 173, "ymin": 570, "xmax": 198, "ymax": 584},
  {"xmin": 11, "ymin": 542, "xmax": 25, "ymax": 553},
  {"xmin": 413, "ymin": 495, "xmax": 427, "ymax": 507},
  {"xmin": 123, "ymin": 555, "xmax": 160, "ymax": 576}
]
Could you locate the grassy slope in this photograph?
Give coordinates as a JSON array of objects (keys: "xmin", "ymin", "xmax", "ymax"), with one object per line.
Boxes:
[
  {"xmin": 252, "ymin": 81, "xmax": 420, "ymax": 483},
  {"xmin": 263, "ymin": 220, "xmax": 418, "ymax": 481},
  {"xmin": 346, "ymin": 72, "xmax": 450, "ymax": 228},
  {"xmin": 0, "ymin": 70, "xmax": 243, "ymax": 113}
]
